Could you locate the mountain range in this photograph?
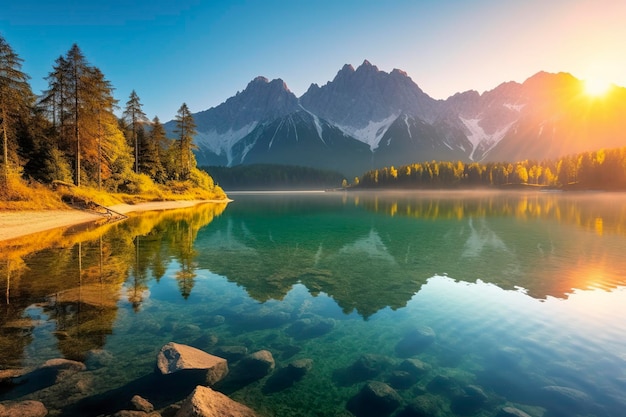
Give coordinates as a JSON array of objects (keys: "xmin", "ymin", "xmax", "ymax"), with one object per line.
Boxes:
[{"xmin": 166, "ymin": 60, "xmax": 626, "ymax": 178}]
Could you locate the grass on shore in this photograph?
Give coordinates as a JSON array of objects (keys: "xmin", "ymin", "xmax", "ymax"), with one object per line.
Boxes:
[{"xmin": 0, "ymin": 173, "xmax": 227, "ymax": 211}]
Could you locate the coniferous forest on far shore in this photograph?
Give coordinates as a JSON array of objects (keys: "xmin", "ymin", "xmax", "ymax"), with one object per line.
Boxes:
[
  {"xmin": 353, "ymin": 147, "xmax": 626, "ymax": 190},
  {"xmin": 0, "ymin": 35, "xmax": 225, "ymax": 209}
]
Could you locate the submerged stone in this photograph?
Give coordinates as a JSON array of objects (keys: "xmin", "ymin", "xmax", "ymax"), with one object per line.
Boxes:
[
  {"xmin": 396, "ymin": 394, "xmax": 440, "ymax": 417},
  {"xmin": 426, "ymin": 374, "xmax": 459, "ymax": 395},
  {"xmin": 130, "ymin": 395, "xmax": 154, "ymax": 413},
  {"xmin": 229, "ymin": 350, "xmax": 275, "ymax": 383},
  {"xmin": 539, "ymin": 385, "xmax": 593, "ymax": 414},
  {"xmin": 350, "ymin": 354, "xmax": 394, "ymax": 380},
  {"xmin": 85, "ymin": 349, "xmax": 114, "ymax": 370},
  {"xmin": 497, "ymin": 406, "xmax": 533, "ymax": 417},
  {"xmin": 398, "ymin": 358, "xmax": 430, "ymax": 377},
  {"xmin": 212, "ymin": 346, "xmax": 248, "ymax": 362},
  {"xmin": 0, "ymin": 400, "xmax": 47, "ymax": 417},
  {"xmin": 201, "ymin": 315, "xmax": 226, "ymax": 327},
  {"xmin": 285, "ymin": 317, "xmax": 335, "ymax": 339},
  {"xmin": 395, "ymin": 326, "xmax": 435, "ymax": 357},
  {"xmin": 175, "ymin": 385, "xmax": 259, "ymax": 417},
  {"xmin": 41, "ymin": 358, "xmax": 87, "ymax": 373},
  {"xmin": 387, "ymin": 370, "xmax": 416, "ymax": 389},
  {"xmin": 191, "ymin": 333, "xmax": 219, "ymax": 350},
  {"xmin": 263, "ymin": 358, "xmax": 313, "ymax": 393},
  {"xmin": 347, "ymin": 381, "xmax": 402, "ymax": 417},
  {"xmin": 450, "ymin": 384, "xmax": 489, "ymax": 415},
  {"xmin": 112, "ymin": 410, "xmax": 158, "ymax": 417},
  {"xmin": 174, "ymin": 324, "xmax": 202, "ymax": 339}
]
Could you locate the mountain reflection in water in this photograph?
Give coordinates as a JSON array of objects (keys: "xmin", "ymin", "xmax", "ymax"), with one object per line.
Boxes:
[
  {"xmin": 197, "ymin": 191, "xmax": 626, "ymax": 313},
  {"xmin": 1, "ymin": 191, "xmax": 625, "ymax": 416}
]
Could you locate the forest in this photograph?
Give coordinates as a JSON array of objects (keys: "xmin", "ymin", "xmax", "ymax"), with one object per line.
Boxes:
[
  {"xmin": 204, "ymin": 164, "xmax": 346, "ymax": 190},
  {"xmin": 0, "ymin": 35, "xmax": 225, "ymax": 207},
  {"xmin": 355, "ymin": 147, "xmax": 626, "ymax": 190}
]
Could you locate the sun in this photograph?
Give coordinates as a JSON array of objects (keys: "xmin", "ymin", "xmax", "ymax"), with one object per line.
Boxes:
[{"xmin": 583, "ymin": 78, "xmax": 612, "ymax": 97}]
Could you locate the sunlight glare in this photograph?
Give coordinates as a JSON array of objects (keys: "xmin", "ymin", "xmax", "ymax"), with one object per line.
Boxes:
[{"xmin": 584, "ymin": 78, "xmax": 612, "ymax": 97}]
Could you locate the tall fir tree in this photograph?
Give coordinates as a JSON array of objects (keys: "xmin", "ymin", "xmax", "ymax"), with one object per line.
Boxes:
[
  {"xmin": 173, "ymin": 103, "xmax": 197, "ymax": 181},
  {"xmin": 122, "ymin": 90, "xmax": 147, "ymax": 174},
  {"xmin": 40, "ymin": 44, "xmax": 133, "ymax": 188},
  {"xmin": 147, "ymin": 116, "xmax": 169, "ymax": 182},
  {"xmin": 0, "ymin": 34, "xmax": 34, "ymax": 186}
]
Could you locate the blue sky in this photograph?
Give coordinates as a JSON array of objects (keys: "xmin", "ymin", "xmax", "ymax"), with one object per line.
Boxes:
[{"xmin": 1, "ymin": 0, "xmax": 625, "ymax": 120}]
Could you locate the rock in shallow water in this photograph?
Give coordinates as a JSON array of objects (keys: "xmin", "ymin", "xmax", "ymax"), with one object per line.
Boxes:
[
  {"xmin": 211, "ymin": 345, "xmax": 248, "ymax": 362},
  {"xmin": 229, "ymin": 350, "xmax": 276, "ymax": 383},
  {"xmin": 496, "ymin": 406, "xmax": 533, "ymax": 417},
  {"xmin": 450, "ymin": 384, "xmax": 489, "ymax": 415},
  {"xmin": 395, "ymin": 326, "xmax": 435, "ymax": 357},
  {"xmin": 156, "ymin": 342, "xmax": 228, "ymax": 386},
  {"xmin": 398, "ymin": 358, "xmax": 430, "ymax": 377},
  {"xmin": 350, "ymin": 354, "xmax": 394, "ymax": 380},
  {"xmin": 0, "ymin": 400, "xmax": 47, "ymax": 417},
  {"xmin": 130, "ymin": 395, "xmax": 154, "ymax": 413},
  {"xmin": 285, "ymin": 317, "xmax": 335, "ymax": 339},
  {"xmin": 539, "ymin": 385, "xmax": 594, "ymax": 414},
  {"xmin": 387, "ymin": 371, "xmax": 416, "ymax": 390},
  {"xmin": 262, "ymin": 358, "xmax": 313, "ymax": 393},
  {"xmin": 396, "ymin": 394, "xmax": 440, "ymax": 417},
  {"xmin": 347, "ymin": 381, "xmax": 402, "ymax": 417},
  {"xmin": 175, "ymin": 385, "xmax": 258, "ymax": 417}
]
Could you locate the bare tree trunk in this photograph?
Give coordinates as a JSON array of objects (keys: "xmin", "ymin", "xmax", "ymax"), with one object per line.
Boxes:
[
  {"xmin": 74, "ymin": 64, "xmax": 81, "ymax": 187},
  {"xmin": 5, "ymin": 260, "xmax": 10, "ymax": 305},
  {"xmin": 2, "ymin": 106, "xmax": 9, "ymax": 187},
  {"xmin": 98, "ymin": 109, "xmax": 102, "ymax": 190}
]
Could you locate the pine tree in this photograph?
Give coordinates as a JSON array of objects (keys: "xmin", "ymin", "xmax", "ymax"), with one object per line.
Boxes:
[
  {"xmin": 148, "ymin": 116, "xmax": 169, "ymax": 182},
  {"xmin": 0, "ymin": 34, "xmax": 33, "ymax": 185},
  {"xmin": 40, "ymin": 44, "xmax": 133, "ymax": 189},
  {"xmin": 173, "ymin": 103, "xmax": 197, "ymax": 181},
  {"xmin": 122, "ymin": 90, "xmax": 147, "ymax": 174}
]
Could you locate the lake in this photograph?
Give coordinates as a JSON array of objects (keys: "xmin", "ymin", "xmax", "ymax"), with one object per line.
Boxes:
[{"xmin": 1, "ymin": 190, "xmax": 626, "ymax": 417}]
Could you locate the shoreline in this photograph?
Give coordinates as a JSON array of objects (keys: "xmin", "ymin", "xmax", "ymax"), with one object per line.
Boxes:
[{"xmin": 0, "ymin": 199, "xmax": 231, "ymax": 243}]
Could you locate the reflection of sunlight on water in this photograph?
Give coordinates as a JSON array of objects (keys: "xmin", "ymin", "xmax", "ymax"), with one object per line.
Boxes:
[{"xmin": 594, "ymin": 217, "xmax": 603, "ymax": 235}]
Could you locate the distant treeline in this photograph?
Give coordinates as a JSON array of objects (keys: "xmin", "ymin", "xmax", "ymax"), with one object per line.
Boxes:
[
  {"xmin": 203, "ymin": 164, "xmax": 345, "ymax": 190},
  {"xmin": 356, "ymin": 147, "xmax": 626, "ymax": 190}
]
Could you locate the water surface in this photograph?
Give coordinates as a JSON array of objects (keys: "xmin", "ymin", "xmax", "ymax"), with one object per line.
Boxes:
[{"xmin": 1, "ymin": 191, "xmax": 625, "ymax": 417}]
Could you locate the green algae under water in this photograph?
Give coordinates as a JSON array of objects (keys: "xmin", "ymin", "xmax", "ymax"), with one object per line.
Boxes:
[{"xmin": 2, "ymin": 191, "xmax": 626, "ymax": 417}]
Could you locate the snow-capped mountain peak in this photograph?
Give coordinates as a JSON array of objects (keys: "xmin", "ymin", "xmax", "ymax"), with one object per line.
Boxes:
[{"xmin": 169, "ymin": 61, "xmax": 626, "ymax": 178}]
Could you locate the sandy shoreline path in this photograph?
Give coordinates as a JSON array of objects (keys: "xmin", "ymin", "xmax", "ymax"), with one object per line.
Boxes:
[{"xmin": 0, "ymin": 199, "xmax": 229, "ymax": 242}]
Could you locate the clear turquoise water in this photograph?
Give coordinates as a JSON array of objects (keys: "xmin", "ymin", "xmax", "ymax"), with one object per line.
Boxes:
[{"xmin": 1, "ymin": 191, "xmax": 626, "ymax": 417}]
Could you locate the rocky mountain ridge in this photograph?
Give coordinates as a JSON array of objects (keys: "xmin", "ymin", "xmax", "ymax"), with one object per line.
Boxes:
[{"xmin": 166, "ymin": 61, "xmax": 626, "ymax": 177}]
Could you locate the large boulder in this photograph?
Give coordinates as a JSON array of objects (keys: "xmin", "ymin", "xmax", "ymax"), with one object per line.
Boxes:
[
  {"xmin": 156, "ymin": 342, "xmax": 228, "ymax": 386},
  {"xmin": 175, "ymin": 385, "xmax": 258, "ymax": 417},
  {"xmin": 0, "ymin": 400, "xmax": 47, "ymax": 417}
]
